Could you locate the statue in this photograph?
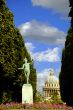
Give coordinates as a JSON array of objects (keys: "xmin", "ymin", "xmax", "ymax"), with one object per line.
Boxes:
[
  {"xmin": 18, "ymin": 57, "xmax": 30, "ymax": 84},
  {"xmin": 49, "ymin": 69, "xmax": 54, "ymax": 76}
]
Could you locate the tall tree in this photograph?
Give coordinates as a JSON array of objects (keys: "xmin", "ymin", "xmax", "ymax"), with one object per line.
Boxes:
[
  {"xmin": 59, "ymin": 0, "xmax": 73, "ymax": 106},
  {"xmin": 0, "ymin": 0, "xmax": 37, "ymax": 103}
]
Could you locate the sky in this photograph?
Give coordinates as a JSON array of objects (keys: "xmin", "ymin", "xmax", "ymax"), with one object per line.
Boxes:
[{"xmin": 6, "ymin": 0, "xmax": 71, "ymax": 92}]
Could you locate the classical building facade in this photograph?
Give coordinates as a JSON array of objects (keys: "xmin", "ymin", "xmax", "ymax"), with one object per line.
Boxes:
[{"xmin": 43, "ymin": 69, "xmax": 60, "ymax": 100}]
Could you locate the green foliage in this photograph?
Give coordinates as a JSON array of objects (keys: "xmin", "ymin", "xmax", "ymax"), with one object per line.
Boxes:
[
  {"xmin": 0, "ymin": 0, "xmax": 37, "ymax": 103},
  {"xmin": 29, "ymin": 62, "xmax": 37, "ymax": 102},
  {"xmin": 59, "ymin": 0, "xmax": 73, "ymax": 106},
  {"xmin": 2, "ymin": 91, "xmax": 12, "ymax": 103},
  {"xmin": 50, "ymin": 93, "xmax": 63, "ymax": 104},
  {"xmin": 59, "ymin": 29, "xmax": 73, "ymax": 105},
  {"xmin": 35, "ymin": 91, "xmax": 42, "ymax": 102}
]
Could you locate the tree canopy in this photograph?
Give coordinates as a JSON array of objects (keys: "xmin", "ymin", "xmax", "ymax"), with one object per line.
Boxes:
[
  {"xmin": 0, "ymin": 0, "xmax": 37, "ymax": 103},
  {"xmin": 59, "ymin": 0, "xmax": 73, "ymax": 106}
]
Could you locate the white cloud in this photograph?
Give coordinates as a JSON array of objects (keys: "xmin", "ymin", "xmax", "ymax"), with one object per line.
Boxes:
[
  {"xmin": 32, "ymin": 47, "xmax": 60, "ymax": 62},
  {"xmin": 19, "ymin": 20, "xmax": 66, "ymax": 45},
  {"xmin": 25, "ymin": 42, "xmax": 60, "ymax": 62},
  {"xmin": 31, "ymin": 0, "xmax": 70, "ymax": 16},
  {"xmin": 25, "ymin": 42, "xmax": 35, "ymax": 52}
]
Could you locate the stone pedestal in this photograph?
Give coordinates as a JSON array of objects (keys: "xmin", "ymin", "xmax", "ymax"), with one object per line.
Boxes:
[{"xmin": 22, "ymin": 84, "xmax": 33, "ymax": 104}]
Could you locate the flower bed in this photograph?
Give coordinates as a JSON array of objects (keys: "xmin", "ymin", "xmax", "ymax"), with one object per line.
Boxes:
[{"xmin": 0, "ymin": 102, "xmax": 73, "ymax": 110}]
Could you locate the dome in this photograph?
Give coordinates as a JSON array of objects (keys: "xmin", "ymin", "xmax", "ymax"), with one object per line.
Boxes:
[
  {"xmin": 47, "ymin": 75, "xmax": 59, "ymax": 83},
  {"xmin": 43, "ymin": 69, "xmax": 60, "ymax": 100},
  {"xmin": 45, "ymin": 69, "xmax": 59, "ymax": 88}
]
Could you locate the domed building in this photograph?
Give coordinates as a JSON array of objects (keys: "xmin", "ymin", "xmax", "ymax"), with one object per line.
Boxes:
[{"xmin": 43, "ymin": 69, "xmax": 60, "ymax": 100}]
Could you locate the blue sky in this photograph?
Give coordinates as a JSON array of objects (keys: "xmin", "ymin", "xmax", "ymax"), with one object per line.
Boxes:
[{"xmin": 6, "ymin": 0, "xmax": 70, "ymax": 92}]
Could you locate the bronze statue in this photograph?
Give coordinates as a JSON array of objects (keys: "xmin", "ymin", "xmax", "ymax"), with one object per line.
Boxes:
[{"xmin": 18, "ymin": 57, "xmax": 30, "ymax": 84}]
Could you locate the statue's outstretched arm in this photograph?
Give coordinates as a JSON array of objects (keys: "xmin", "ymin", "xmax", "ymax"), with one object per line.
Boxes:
[
  {"xmin": 18, "ymin": 68, "xmax": 23, "ymax": 69},
  {"xmin": 18, "ymin": 64, "xmax": 25, "ymax": 69}
]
